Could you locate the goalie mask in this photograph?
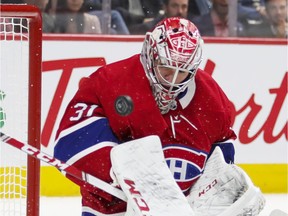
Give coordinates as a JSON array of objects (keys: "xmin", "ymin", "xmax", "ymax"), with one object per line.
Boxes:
[{"xmin": 140, "ymin": 17, "xmax": 203, "ymax": 114}]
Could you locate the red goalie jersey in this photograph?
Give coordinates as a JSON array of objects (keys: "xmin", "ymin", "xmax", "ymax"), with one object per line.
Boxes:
[{"xmin": 54, "ymin": 54, "xmax": 236, "ymax": 215}]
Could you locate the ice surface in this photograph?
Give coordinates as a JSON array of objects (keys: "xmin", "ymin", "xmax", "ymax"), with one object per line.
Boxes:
[{"xmin": 40, "ymin": 194, "xmax": 288, "ymax": 216}]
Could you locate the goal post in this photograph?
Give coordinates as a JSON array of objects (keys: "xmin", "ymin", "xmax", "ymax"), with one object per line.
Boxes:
[{"xmin": 0, "ymin": 4, "xmax": 42, "ymax": 216}]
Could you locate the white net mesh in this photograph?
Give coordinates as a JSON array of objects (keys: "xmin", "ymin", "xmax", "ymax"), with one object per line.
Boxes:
[{"xmin": 0, "ymin": 16, "xmax": 30, "ymax": 216}]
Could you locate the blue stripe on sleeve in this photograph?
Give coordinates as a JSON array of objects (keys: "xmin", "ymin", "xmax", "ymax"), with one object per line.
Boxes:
[
  {"xmin": 54, "ymin": 118, "xmax": 119, "ymax": 162},
  {"xmin": 208, "ymin": 142, "xmax": 235, "ymax": 164}
]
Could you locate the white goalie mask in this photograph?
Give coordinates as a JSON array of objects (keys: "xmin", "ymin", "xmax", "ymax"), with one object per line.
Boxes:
[{"xmin": 140, "ymin": 17, "xmax": 203, "ymax": 114}]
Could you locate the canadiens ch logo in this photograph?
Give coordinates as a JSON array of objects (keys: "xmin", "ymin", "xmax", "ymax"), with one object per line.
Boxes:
[{"xmin": 163, "ymin": 145, "xmax": 207, "ymax": 192}]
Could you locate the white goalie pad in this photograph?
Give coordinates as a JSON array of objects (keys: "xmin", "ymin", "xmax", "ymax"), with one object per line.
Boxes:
[
  {"xmin": 270, "ymin": 209, "xmax": 288, "ymax": 216},
  {"xmin": 187, "ymin": 146, "xmax": 265, "ymax": 216},
  {"xmin": 110, "ymin": 135, "xmax": 195, "ymax": 216}
]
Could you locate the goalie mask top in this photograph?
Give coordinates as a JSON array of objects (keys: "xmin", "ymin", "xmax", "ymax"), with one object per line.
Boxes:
[{"xmin": 141, "ymin": 17, "xmax": 203, "ymax": 114}]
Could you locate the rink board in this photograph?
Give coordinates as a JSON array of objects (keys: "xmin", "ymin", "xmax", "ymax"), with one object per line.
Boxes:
[
  {"xmin": 1, "ymin": 35, "xmax": 287, "ymax": 195},
  {"xmin": 40, "ymin": 163, "xmax": 287, "ymax": 196}
]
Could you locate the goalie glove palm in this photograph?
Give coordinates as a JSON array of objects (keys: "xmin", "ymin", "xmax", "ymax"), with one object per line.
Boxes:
[{"xmin": 187, "ymin": 147, "xmax": 265, "ymax": 216}]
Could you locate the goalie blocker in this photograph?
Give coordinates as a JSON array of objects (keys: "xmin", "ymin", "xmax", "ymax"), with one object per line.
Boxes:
[{"xmin": 111, "ymin": 135, "xmax": 195, "ymax": 216}]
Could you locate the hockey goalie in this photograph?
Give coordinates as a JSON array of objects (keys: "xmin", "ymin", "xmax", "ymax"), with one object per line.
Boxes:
[{"xmin": 54, "ymin": 17, "xmax": 265, "ymax": 215}]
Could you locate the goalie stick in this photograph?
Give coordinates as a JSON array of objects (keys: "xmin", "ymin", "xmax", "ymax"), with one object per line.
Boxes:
[{"xmin": 0, "ymin": 132, "xmax": 127, "ymax": 202}]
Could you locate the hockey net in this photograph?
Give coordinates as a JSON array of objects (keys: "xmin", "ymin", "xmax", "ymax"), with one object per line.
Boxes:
[{"xmin": 0, "ymin": 4, "xmax": 42, "ymax": 216}]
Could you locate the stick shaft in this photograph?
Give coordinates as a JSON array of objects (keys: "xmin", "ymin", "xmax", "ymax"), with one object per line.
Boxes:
[{"xmin": 0, "ymin": 132, "xmax": 126, "ymax": 201}]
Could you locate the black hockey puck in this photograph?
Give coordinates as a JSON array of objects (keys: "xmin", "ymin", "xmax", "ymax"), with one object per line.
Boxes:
[{"xmin": 114, "ymin": 95, "xmax": 133, "ymax": 116}]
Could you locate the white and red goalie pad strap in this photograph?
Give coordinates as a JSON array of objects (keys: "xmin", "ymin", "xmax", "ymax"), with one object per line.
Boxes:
[{"xmin": 110, "ymin": 135, "xmax": 195, "ymax": 216}]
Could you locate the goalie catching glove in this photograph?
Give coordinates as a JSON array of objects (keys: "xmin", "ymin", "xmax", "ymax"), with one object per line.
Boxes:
[{"xmin": 187, "ymin": 146, "xmax": 266, "ymax": 216}]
